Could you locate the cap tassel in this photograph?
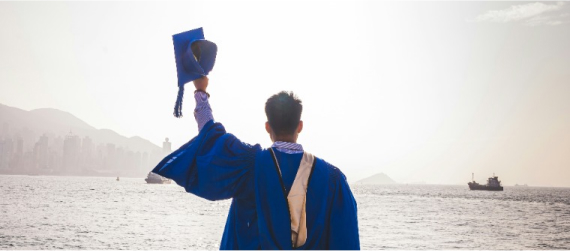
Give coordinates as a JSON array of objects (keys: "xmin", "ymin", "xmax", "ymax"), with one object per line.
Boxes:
[{"xmin": 174, "ymin": 85, "xmax": 184, "ymax": 118}]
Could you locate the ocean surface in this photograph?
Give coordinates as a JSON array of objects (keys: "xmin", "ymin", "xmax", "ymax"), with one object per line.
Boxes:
[{"xmin": 1, "ymin": 175, "xmax": 569, "ymax": 249}]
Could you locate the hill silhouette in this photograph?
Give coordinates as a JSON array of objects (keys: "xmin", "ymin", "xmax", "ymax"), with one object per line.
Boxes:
[{"xmin": 356, "ymin": 173, "xmax": 397, "ymax": 184}]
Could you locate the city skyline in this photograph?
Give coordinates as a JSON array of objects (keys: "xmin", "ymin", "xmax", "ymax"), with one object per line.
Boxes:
[
  {"xmin": 0, "ymin": 123, "xmax": 171, "ymax": 178},
  {"xmin": 0, "ymin": 103, "xmax": 171, "ymax": 177}
]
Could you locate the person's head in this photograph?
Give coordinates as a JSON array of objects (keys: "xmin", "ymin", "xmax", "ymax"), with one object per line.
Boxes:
[{"xmin": 265, "ymin": 91, "xmax": 303, "ymax": 143}]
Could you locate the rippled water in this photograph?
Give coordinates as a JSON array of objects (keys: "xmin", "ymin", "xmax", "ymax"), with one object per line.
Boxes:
[{"xmin": 1, "ymin": 175, "xmax": 569, "ymax": 249}]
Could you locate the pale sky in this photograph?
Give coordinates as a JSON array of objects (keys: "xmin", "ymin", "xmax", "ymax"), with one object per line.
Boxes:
[{"xmin": 1, "ymin": 1, "xmax": 569, "ymax": 186}]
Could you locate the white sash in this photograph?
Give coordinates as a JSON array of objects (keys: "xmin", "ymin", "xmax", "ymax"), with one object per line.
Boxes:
[{"xmin": 270, "ymin": 149, "xmax": 315, "ymax": 248}]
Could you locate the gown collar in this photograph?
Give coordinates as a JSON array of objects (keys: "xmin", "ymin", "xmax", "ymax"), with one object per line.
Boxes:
[{"xmin": 271, "ymin": 141, "xmax": 304, "ymax": 154}]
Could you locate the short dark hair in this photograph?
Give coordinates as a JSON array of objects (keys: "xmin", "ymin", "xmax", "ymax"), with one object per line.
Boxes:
[{"xmin": 265, "ymin": 91, "xmax": 303, "ymax": 136}]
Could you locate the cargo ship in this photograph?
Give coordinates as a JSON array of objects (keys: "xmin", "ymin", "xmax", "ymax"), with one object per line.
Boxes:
[
  {"xmin": 145, "ymin": 172, "xmax": 171, "ymax": 184},
  {"xmin": 468, "ymin": 173, "xmax": 503, "ymax": 191}
]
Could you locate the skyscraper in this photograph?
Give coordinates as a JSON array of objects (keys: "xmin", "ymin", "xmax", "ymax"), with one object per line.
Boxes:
[
  {"xmin": 63, "ymin": 132, "xmax": 80, "ymax": 172},
  {"xmin": 81, "ymin": 136, "xmax": 94, "ymax": 169},
  {"xmin": 163, "ymin": 137, "xmax": 172, "ymax": 154},
  {"xmin": 0, "ymin": 137, "xmax": 13, "ymax": 170},
  {"xmin": 33, "ymin": 134, "xmax": 49, "ymax": 170}
]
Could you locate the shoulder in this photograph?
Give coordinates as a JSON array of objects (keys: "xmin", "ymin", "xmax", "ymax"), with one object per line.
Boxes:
[
  {"xmin": 312, "ymin": 156, "xmax": 347, "ymax": 185},
  {"xmin": 197, "ymin": 121, "xmax": 262, "ymax": 156},
  {"xmin": 221, "ymin": 133, "xmax": 262, "ymax": 156}
]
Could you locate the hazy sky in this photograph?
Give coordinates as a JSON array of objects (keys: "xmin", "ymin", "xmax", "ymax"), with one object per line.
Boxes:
[{"xmin": 1, "ymin": 1, "xmax": 569, "ymax": 186}]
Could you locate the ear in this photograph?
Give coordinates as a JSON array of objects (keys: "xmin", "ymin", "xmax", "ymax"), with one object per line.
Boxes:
[
  {"xmin": 297, "ymin": 120, "xmax": 303, "ymax": 134},
  {"xmin": 265, "ymin": 121, "xmax": 271, "ymax": 134}
]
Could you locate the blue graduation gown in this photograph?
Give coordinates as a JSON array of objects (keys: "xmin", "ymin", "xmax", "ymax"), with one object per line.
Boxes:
[{"xmin": 152, "ymin": 120, "xmax": 360, "ymax": 249}]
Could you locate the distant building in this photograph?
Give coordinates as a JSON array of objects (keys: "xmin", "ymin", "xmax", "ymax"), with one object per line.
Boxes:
[
  {"xmin": 80, "ymin": 136, "xmax": 94, "ymax": 169},
  {"xmin": 104, "ymin": 143, "xmax": 115, "ymax": 170},
  {"xmin": 125, "ymin": 149, "xmax": 134, "ymax": 170},
  {"xmin": 163, "ymin": 137, "xmax": 172, "ymax": 154},
  {"xmin": 21, "ymin": 127, "xmax": 34, "ymax": 153},
  {"xmin": 81, "ymin": 136, "xmax": 93, "ymax": 159},
  {"xmin": 15, "ymin": 136, "xmax": 23, "ymax": 156},
  {"xmin": 63, "ymin": 132, "xmax": 80, "ymax": 172},
  {"xmin": 0, "ymin": 137, "xmax": 14, "ymax": 169},
  {"xmin": 12, "ymin": 136, "xmax": 24, "ymax": 169},
  {"xmin": 52, "ymin": 136, "xmax": 64, "ymax": 156},
  {"xmin": 33, "ymin": 134, "xmax": 49, "ymax": 170},
  {"xmin": 116, "ymin": 147, "xmax": 125, "ymax": 170}
]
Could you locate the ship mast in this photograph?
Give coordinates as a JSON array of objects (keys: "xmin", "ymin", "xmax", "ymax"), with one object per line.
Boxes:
[{"xmin": 472, "ymin": 173, "xmax": 474, "ymax": 182}]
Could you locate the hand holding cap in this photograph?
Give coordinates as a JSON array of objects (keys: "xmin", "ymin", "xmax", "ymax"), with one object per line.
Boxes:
[{"xmin": 172, "ymin": 27, "xmax": 217, "ymax": 118}]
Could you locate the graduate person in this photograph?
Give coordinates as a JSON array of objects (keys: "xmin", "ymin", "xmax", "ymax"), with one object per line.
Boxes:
[{"xmin": 153, "ymin": 28, "xmax": 360, "ymax": 250}]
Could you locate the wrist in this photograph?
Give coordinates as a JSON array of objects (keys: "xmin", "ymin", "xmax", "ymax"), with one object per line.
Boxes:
[{"xmin": 194, "ymin": 89, "xmax": 210, "ymax": 98}]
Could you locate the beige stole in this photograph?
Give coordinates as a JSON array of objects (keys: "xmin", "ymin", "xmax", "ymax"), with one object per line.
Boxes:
[{"xmin": 270, "ymin": 149, "xmax": 315, "ymax": 248}]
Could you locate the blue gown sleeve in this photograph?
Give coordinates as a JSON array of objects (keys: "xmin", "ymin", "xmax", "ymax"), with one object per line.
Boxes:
[
  {"xmin": 152, "ymin": 120, "xmax": 261, "ymax": 201},
  {"xmin": 328, "ymin": 169, "xmax": 361, "ymax": 250}
]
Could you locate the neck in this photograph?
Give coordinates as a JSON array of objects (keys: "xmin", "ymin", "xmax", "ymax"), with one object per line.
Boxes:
[{"xmin": 273, "ymin": 134, "xmax": 297, "ymax": 143}]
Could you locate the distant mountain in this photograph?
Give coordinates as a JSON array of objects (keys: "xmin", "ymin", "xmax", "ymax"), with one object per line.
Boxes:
[
  {"xmin": 0, "ymin": 103, "xmax": 161, "ymax": 153},
  {"xmin": 356, "ymin": 173, "xmax": 397, "ymax": 184},
  {"xmin": 29, "ymin": 108, "xmax": 96, "ymax": 131}
]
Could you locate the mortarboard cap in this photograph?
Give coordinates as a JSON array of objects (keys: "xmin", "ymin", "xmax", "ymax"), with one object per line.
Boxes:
[{"xmin": 172, "ymin": 27, "xmax": 217, "ymax": 118}]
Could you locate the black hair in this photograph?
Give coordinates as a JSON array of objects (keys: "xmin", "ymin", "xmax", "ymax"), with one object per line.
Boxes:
[{"xmin": 265, "ymin": 91, "xmax": 303, "ymax": 136}]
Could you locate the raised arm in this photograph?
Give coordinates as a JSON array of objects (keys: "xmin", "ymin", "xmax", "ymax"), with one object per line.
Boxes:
[
  {"xmin": 152, "ymin": 76, "xmax": 261, "ymax": 201},
  {"xmin": 193, "ymin": 76, "xmax": 214, "ymax": 131}
]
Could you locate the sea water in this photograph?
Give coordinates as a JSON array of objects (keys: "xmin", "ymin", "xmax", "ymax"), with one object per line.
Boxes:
[{"xmin": 1, "ymin": 175, "xmax": 569, "ymax": 249}]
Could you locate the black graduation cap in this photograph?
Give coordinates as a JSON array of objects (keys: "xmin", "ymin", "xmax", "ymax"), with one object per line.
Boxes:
[{"xmin": 172, "ymin": 27, "xmax": 217, "ymax": 118}]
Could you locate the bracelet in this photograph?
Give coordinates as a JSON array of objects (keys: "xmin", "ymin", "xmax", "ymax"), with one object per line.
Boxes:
[{"xmin": 194, "ymin": 89, "xmax": 210, "ymax": 98}]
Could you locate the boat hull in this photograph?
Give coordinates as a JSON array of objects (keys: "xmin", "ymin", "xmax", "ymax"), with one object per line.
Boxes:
[
  {"xmin": 145, "ymin": 178, "xmax": 171, "ymax": 184},
  {"xmin": 468, "ymin": 182, "xmax": 503, "ymax": 191},
  {"xmin": 145, "ymin": 172, "xmax": 172, "ymax": 184}
]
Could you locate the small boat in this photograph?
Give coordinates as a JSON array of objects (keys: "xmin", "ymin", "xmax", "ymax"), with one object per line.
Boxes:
[
  {"xmin": 116, "ymin": 177, "xmax": 120, "ymax": 181},
  {"xmin": 145, "ymin": 172, "xmax": 171, "ymax": 184},
  {"xmin": 468, "ymin": 173, "xmax": 503, "ymax": 191}
]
